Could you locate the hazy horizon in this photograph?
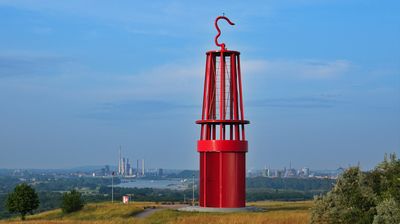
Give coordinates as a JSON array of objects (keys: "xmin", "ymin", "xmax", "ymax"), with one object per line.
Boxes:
[{"xmin": 0, "ymin": 1, "xmax": 399, "ymax": 170}]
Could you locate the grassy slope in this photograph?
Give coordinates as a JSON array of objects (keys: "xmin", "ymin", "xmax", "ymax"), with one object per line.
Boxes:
[
  {"xmin": 1, "ymin": 201, "xmax": 312, "ymax": 224},
  {"xmin": 146, "ymin": 201, "xmax": 312, "ymax": 224}
]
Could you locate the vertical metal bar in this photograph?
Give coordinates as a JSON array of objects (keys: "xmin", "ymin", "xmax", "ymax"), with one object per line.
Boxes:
[
  {"xmin": 205, "ymin": 53, "xmax": 213, "ymax": 140},
  {"xmin": 237, "ymin": 54, "xmax": 245, "ymax": 140},
  {"xmin": 219, "ymin": 51, "xmax": 225, "ymax": 206},
  {"xmin": 220, "ymin": 51, "xmax": 226, "ymax": 140},
  {"xmin": 211, "ymin": 54, "xmax": 217, "ymax": 140},
  {"xmin": 201, "ymin": 53, "xmax": 211, "ymax": 140},
  {"xmin": 210, "ymin": 54, "xmax": 216, "ymax": 119},
  {"xmin": 232, "ymin": 53, "xmax": 240, "ymax": 140},
  {"xmin": 202, "ymin": 54, "xmax": 209, "ymax": 120},
  {"xmin": 229, "ymin": 54, "xmax": 234, "ymax": 140}
]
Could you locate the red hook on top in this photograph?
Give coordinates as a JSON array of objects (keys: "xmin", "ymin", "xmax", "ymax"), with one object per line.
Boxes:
[{"xmin": 215, "ymin": 15, "xmax": 235, "ymax": 50}]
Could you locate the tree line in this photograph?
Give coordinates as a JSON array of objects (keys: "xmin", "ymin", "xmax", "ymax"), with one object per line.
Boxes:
[{"xmin": 5, "ymin": 184, "xmax": 84, "ymax": 220}]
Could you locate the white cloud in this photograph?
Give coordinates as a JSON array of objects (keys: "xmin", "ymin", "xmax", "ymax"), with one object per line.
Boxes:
[
  {"xmin": 89, "ymin": 61, "xmax": 204, "ymax": 103},
  {"xmin": 89, "ymin": 58, "xmax": 351, "ymax": 103},
  {"xmin": 242, "ymin": 59, "xmax": 352, "ymax": 79}
]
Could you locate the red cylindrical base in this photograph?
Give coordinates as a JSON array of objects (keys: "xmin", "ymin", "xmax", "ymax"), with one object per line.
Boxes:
[{"xmin": 198, "ymin": 140, "xmax": 247, "ymax": 208}]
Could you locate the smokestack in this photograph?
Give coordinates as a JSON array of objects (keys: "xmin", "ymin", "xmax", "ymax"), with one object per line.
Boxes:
[
  {"xmin": 118, "ymin": 146, "xmax": 122, "ymax": 175},
  {"xmin": 137, "ymin": 159, "xmax": 140, "ymax": 177},
  {"xmin": 142, "ymin": 159, "xmax": 145, "ymax": 176}
]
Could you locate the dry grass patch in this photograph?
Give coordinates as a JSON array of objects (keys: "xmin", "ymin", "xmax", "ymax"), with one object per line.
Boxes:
[
  {"xmin": 0, "ymin": 202, "xmax": 156, "ymax": 224},
  {"xmin": 146, "ymin": 201, "xmax": 312, "ymax": 224},
  {"xmin": 0, "ymin": 201, "xmax": 313, "ymax": 224}
]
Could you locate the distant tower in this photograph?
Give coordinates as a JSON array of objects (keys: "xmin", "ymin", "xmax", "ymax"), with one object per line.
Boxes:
[
  {"xmin": 136, "ymin": 159, "xmax": 140, "ymax": 177},
  {"xmin": 263, "ymin": 165, "xmax": 269, "ymax": 177},
  {"xmin": 124, "ymin": 158, "xmax": 127, "ymax": 176},
  {"xmin": 126, "ymin": 158, "xmax": 130, "ymax": 176},
  {"xmin": 196, "ymin": 16, "xmax": 249, "ymax": 208},
  {"xmin": 141, "ymin": 159, "xmax": 145, "ymax": 176},
  {"xmin": 118, "ymin": 147, "xmax": 122, "ymax": 175}
]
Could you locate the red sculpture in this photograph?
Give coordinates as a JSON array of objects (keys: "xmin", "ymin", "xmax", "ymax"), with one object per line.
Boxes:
[{"xmin": 196, "ymin": 16, "xmax": 249, "ymax": 208}]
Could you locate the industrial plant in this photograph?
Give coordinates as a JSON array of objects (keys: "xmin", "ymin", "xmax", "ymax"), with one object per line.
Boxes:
[{"xmin": 117, "ymin": 148, "xmax": 145, "ymax": 177}]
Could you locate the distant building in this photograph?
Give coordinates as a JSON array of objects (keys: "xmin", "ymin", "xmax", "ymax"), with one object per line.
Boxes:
[
  {"xmin": 118, "ymin": 148, "xmax": 122, "ymax": 175},
  {"xmin": 129, "ymin": 167, "xmax": 133, "ymax": 176},
  {"xmin": 136, "ymin": 160, "xmax": 140, "ymax": 176},
  {"xmin": 126, "ymin": 159, "xmax": 130, "ymax": 176},
  {"xmin": 158, "ymin": 168, "xmax": 163, "ymax": 177},
  {"xmin": 302, "ymin": 167, "xmax": 310, "ymax": 177},
  {"xmin": 134, "ymin": 159, "xmax": 145, "ymax": 177},
  {"xmin": 285, "ymin": 168, "xmax": 296, "ymax": 177},
  {"xmin": 105, "ymin": 165, "xmax": 110, "ymax": 175},
  {"xmin": 117, "ymin": 148, "xmax": 137, "ymax": 177},
  {"xmin": 262, "ymin": 165, "xmax": 270, "ymax": 177}
]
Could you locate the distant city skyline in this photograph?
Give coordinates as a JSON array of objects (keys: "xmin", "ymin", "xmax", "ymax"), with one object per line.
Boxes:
[
  {"xmin": 0, "ymin": 1, "xmax": 399, "ymax": 170},
  {"xmin": 117, "ymin": 147, "xmax": 145, "ymax": 177},
  {"xmin": 0, "ymin": 156, "xmax": 384, "ymax": 172}
]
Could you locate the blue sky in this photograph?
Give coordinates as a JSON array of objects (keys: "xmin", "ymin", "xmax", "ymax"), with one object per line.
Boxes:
[{"xmin": 0, "ymin": 0, "xmax": 399, "ymax": 170}]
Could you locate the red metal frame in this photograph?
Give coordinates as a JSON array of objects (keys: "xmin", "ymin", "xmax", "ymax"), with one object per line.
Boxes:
[{"xmin": 197, "ymin": 16, "xmax": 249, "ymax": 208}]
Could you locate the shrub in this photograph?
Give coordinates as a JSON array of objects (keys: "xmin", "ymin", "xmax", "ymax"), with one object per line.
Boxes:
[
  {"xmin": 311, "ymin": 153, "xmax": 400, "ymax": 224},
  {"xmin": 61, "ymin": 190, "xmax": 84, "ymax": 213},
  {"xmin": 373, "ymin": 198, "xmax": 400, "ymax": 224}
]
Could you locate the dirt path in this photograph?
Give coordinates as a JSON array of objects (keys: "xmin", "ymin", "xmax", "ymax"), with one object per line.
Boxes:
[
  {"xmin": 135, "ymin": 208, "xmax": 164, "ymax": 218},
  {"xmin": 135, "ymin": 204, "xmax": 187, "ymax": 218}
]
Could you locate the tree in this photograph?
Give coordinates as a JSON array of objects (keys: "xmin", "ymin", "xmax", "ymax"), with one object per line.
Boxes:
[
  {"xmin": 5, "ymin": 183, "xmax": 40, "ymax": 220},
  {"xmin": 375, "ymin": 153, "xmax": 400, "ymax": 203},
  {"xmin": 61, "ymin": 190, "xmax": 84, "ymax": 213},
  {"xmin": 373, "ymin": 198, "xmax": 400, "ymax": 224},
  {"xmin": 310, "ymin": 167, "xmax": 376, "ymax": 224},
  {"xmin": 311, "ymin": 153, "xmax": 400, "ymax": 224}
]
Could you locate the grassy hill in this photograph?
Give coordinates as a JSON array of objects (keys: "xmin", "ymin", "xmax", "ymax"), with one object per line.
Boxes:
[{"xmin": 0, "ymin": 201, "xmax": 313, "ymax": 224}]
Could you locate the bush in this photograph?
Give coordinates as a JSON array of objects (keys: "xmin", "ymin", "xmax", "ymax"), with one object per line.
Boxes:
[
  {"xmin": 311, "ymin": 153, "xmax": 400, "ymax": 224},
  {"xmin": 311, "ymin": 167, "xmax": 376, "ymax": 224},
  {"xmin": 373, "ymin": 198, "xmax": 400, "ymax": 224},
  {"xmin": 5, "ymin": 183, "xmax": 40, "ymax": 220},
  {"xmin": 61, "ymin": 190, "xmax": 84, "ymax": 213}
]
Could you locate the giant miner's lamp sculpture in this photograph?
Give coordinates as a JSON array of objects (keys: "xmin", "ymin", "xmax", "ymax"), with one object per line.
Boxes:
[{"xmin": 196, "ymin": 16, "xmax": 249, "ymax": 208}]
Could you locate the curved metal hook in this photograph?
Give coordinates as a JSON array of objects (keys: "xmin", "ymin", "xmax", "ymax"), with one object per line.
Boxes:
[{"xmin": 215, "ymin": 16, "xmax": 235, "ymax": 50}]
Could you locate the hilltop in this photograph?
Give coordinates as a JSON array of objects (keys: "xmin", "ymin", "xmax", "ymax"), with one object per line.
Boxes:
[{"xmin": 0, "ymin": 201, "xmax": 312, "ymax": 224}]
